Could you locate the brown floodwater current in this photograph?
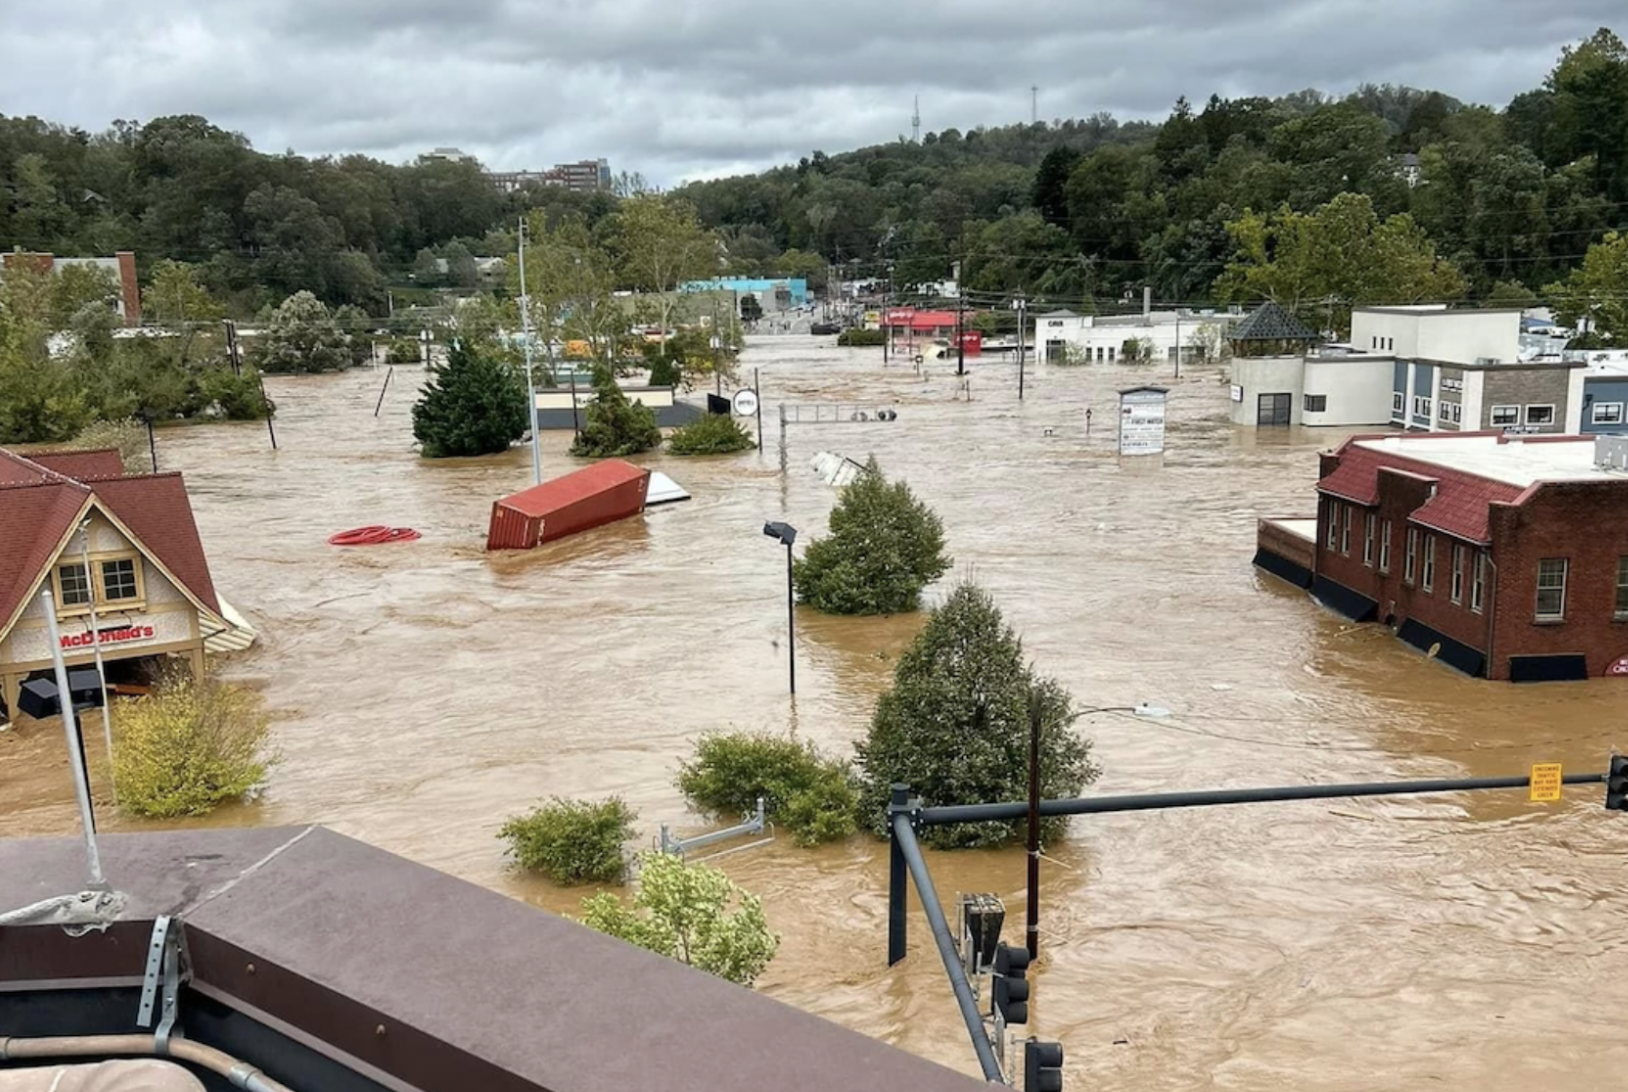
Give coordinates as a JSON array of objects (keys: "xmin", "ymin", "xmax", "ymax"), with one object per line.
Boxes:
[{"xmin": 3, "ymin": 337, "xmax": 1627, "ymax": 1088}]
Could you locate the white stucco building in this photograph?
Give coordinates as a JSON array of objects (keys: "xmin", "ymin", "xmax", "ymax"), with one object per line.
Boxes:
[{"xmin": 1033, "ymin": 309, "xmax": 1230, "ymax": 366}]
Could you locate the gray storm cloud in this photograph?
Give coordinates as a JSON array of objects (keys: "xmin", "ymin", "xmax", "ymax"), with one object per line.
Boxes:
[{"xmin": 1, "ymin": 0, "xmax": 1621, "ymax": 184}]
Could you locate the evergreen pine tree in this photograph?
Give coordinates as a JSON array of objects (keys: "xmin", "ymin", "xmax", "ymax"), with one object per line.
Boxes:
[
  {"xmin": 411, "ymin": 340, "xmax": 529, "ymax": 458},
  {"xmin": 569, "ymin": 365, "xmax": 662, "ymax": 458}
]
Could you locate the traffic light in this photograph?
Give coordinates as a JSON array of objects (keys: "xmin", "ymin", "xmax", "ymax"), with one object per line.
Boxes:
[
  {"xmin": 1025, "ymin": 1039, "xmax": 1064, "ymax": 1092},
  {"xmin": 991, "ymin": 941, "xmax": 1030, "ymax": 1025},
  {"xmin": 1607, "ymin": 754, "xmax": 1628, "ymax": 811}
]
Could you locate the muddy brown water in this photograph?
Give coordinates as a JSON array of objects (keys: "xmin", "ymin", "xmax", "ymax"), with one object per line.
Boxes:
[{"xmin": 4, "ymin": 338, "xmax": 1627, "ymax": 1089}]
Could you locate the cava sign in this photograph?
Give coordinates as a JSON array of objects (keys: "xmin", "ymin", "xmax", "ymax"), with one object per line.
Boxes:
[{"xmin": 1117, "ymin": 386, "xmax": 1169, "ymax": 457}]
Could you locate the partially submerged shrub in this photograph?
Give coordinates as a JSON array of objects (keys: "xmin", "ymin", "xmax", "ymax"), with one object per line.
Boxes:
[
  {"xmin": 499, "ymin": 796, "xmax": 637, "ymax": 884},
  {"xmin": 678, "ymin": 732, "xmax": 858, "ymax": 846},
  {"xmin": 66, "ymin": 417, "xmax": 148, "ymax": 473},
  {"xmin": 667, "ymin": 412, "xmax": 755, "ymax": 455},
  {"xmin": 111, "ymin": 674, "xmax": 274, "ymax": 818}
]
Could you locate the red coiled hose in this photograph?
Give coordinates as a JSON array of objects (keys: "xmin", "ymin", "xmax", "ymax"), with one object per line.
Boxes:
[{"xmin": 327, "ymin": 526, "xmax": 422, "ymax": 546}]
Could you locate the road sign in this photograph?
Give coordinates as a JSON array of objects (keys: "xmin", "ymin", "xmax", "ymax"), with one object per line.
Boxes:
[
  {"xmin": 731, "ymin": 388, "xmax": 759, "ymax": 417},
  {"xmin": 1530, "ymin": 762, "xmax": 1563, "ymax": 802}
]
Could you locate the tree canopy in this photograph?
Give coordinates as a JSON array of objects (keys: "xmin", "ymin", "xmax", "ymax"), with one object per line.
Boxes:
[{"xmin": 412, "ymin": 340, "xmax": 529, "ymax": 458}]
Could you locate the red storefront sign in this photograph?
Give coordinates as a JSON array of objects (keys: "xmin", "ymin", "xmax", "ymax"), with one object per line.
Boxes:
[
  {"xmin": 60, "ymin": 624, "xmax": 155, "ymax": 650},
  {"xmin": 1606, "ymin": 656, "xmax": 1628, "ymax": 677}
]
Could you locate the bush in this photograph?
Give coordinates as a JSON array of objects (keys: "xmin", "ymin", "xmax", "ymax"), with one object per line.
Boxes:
[
  {"xmin": 793, "ymin": 456, "xmax": 951, "ymax": 615},
  {"xmin": 570, "ymin": 365, "xmax": 662, "ymax": 458},
  {"xmin": 647, "ymin": 354, "xmax": 682, "ymax": 388},
  {"xmin": 499, "ymin": 797, "xmax": 637, "ymax": 885},
  {"xmin": 836, "ymin": 327, "xmax": 886, "ymax": 347},
  {"xmin": 256, "ymin": 291, "xmax": 352, "ymax": 374},
  {"xmin": 855, "ymin": 583, "xmax": 1099, "ymax": 849},
  {"xmin": 111, "ymin": 674, "xmax": 275, "ymax": 818},
  {"xmin": 412, "ymin": 340, "xmax": 529, "ymax": 458},
  {"xmin": 579, "ymin": 850, "xmax": 779, "ymax": 987},
  {"xmin": 66, "ymin": 418, "xmax": 149, "ymax": 473},
  {"xmin": 197, "ymin": 366, "xmax": 269, "ymax": 420},
  {"xmin": 677, "ymin": 732, "xmax": 858, "ymax": 846},
  {"xmin": 386, "ymin": 338, "xmax": 423, "ymax": 364},
  {"xmin": 667, "ymin": 412, "xmax": 756, "ymax": 456}
]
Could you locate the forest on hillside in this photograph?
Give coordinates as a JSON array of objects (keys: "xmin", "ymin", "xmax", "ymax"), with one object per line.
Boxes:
[{"xmin": 2, "ymin": 27, "xmax": 1626, "ymax": 318}]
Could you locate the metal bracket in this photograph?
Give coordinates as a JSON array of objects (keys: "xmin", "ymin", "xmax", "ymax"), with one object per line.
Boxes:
[{"xmin": 135, "ymin": 914, "xmax": 190, "ymax": 1051}]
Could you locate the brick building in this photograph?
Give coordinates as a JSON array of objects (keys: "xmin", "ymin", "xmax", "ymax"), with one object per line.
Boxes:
[
  {"xmin": 0, "ymin": 446, "xmax": 245, "ymax": 723},
  {"xmin": 1255, "ymin": 432, "xmax": 1628, "ymax": 682}
]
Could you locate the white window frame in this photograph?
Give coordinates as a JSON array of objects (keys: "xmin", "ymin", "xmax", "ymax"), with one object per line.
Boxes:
[
  {"xmin": 1421, "ymin": 534, "xmax": 1436, "ymax": 592},
  {"xmin": 1378, "ymin": 519, "xmax": 1392, "ymax": 573},
  {"xmin": 1404, "ymin": 528, "xmax": 1418, "ymax": 585},
  {"xmin": 1392, "ymin": 392, "xmax": 1405, "ymax": 415},
  {"xmin": 1595, "ymin": 402, "xmax": 1625, "ymax": 425},
  {"xmin": 1471, "ymin": 552, "xmax": 1485, "ymax": 614},
  {"xmin": 1491, "ymin": 405, "xmax": 1519, "ymax": 426},
  {"xmin": 1438, "ymin": 400, "xmax": 1451, "ymax": 422},
  {"xmin": 1535, "ymin": 558, "xmax": 1567, "ymax": 621},
  {"xmin": 1326, "ymin": 501, "xmax": 1340, "ymax": 549},
  {"xmin": 1524, "ymin": 404, "xmax": 1555, "ymax": 426},
  {"xmin": 51, "ymin": 553, "xmax": 147, "ymax": 617},
  {"xmin": 1450, "ymin": 402, "xmax": 1462, "ymax": 424},
  {"xmin": 1363, "ymin": 513, "xmax": 1375, "ymax": 567},
  {"xmin": 1450, "ymin": 545, "xmax": 1465, "ymax": 604},
  {"xmin": 1340, "ymin": 504, "xmax": 1352, "ymax": 555},
  {"xmin": 1616, "ymin": 556, "xmax": 1628, "ymax": 618}
]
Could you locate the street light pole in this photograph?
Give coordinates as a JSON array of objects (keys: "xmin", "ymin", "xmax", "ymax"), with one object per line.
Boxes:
[
  {"xmin": 1015, "ymin": 290, "xmax": 1028, "ymax": 401},
  {"xmin": 516, "ymin": 216, "xmax": 543, "ymax": 487},
  {"xmin": 763, "ymin": 522, "xmax": 799, "ymax": 696}
]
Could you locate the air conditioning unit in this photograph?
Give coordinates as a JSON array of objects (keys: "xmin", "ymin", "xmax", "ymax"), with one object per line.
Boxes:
[{"xmin": 1595, "ymin": 435, "xmax": 1628, "ymax": 472}]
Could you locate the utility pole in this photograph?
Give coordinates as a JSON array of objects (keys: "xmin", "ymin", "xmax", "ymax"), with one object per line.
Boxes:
[
  {"xmin": 516, "ymin": 217, "xmax": 543, "ymax": 486},
  {"xmin": 1015, "ymin": 290, "xmax": 1028, "ymax": 400},
  {"xmin": 912, "ymin": 95, "xmax": 921, "ymax": 144},
  {"xmin": 953, "ymin": 261, "xmax": 965, "ymax": 377}
]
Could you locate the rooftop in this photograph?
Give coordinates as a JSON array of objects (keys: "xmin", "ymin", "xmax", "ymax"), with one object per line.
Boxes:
[{"xmin": 1350, "ymin": 434, "xmax": 1628, "ymax": 488}]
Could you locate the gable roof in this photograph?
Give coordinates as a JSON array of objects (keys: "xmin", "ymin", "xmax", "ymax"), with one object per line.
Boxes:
[
  {"xmin": 0, "ymin": 447, "xmax": 220, "ymax": 641},
  {"xmin": 28, "ymin": 448, "xmax": 126, "ymax": 479},
  {"xmin": 1229, "ymin": 301, "xmax": 1320, "ymax": 343},
  {"xmin": 1316, "ymin": 443, "xmax": 1525, "ymax": 544}
]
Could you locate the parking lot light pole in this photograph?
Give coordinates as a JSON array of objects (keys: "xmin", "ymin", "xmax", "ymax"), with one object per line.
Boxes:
[{"xmin": 763, "ymin": 522, "xmax": 798, "ymax": 695}]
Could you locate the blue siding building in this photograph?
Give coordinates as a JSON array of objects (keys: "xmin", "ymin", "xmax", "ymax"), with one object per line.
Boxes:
[
  {"xmin": 681, "ymin": 278, "xmax": 810, "ymax": 308},
  {"xmin": 1582, "ymin": 366, "xmax": 1628, "ymax": 434}
]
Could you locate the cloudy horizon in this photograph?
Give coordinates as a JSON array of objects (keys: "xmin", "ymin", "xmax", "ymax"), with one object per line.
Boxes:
[{"xmin": 1, "ymin": 2, "xmax": 1620, "ymax": 186}]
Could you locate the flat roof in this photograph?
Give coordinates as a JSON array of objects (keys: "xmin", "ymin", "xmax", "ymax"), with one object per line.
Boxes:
[{"xmin": 1352, "ymin": 434, "xmax": 1628, "ymax": 487}]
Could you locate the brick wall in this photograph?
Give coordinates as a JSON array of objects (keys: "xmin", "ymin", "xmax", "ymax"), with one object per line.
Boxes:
[
  {"xmin": 1487, "ymin": 482, "xmax": 1628, "ymax": 678},
  {"xmin": 1480, "ymin": 368, "xmax": 1572, "ymax": 432}
]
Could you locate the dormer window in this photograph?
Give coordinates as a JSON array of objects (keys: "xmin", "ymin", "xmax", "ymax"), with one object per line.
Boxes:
[{"xmin": 52, "ymin": 555, "xmax": 146, "ymax": 616}]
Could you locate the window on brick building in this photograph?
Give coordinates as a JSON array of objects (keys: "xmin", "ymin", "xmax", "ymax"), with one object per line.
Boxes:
[
  {"xmin": 1378, "ymin": 519, "xmax": 1392, "ymax": 573},
  {"xmin": 1326, "ymin": 502, "xmax": 1339, "ymax": 549},
  {"xmin": 1491, "ymin": 405, "xmax": 1519, "ymax": 426},
  {"xmin": 1340, "ymin": 505, "xmax": 1352, "ymax": 555},
  {"xmin": 1535, "ymin": 558, "xmax": 1568, "ymax": 620},
  {"xmin": 1450, "ymin": 545, "xmax": 1464, "ymax": 604},
  {"xmin": 1404, "ymin": 528, "xmax": 1418, "ymax": 584},
  {"xmin": 1422, "ymin": 534, "xmax": 1436, "ymax": 591},
  {"xmin": 1304, "ymin": 394, "xmax": 1327, "ymax": 412},
  {"xmin": 1363, "ymin": 513, "xmax": 1375, "ymax": 566},
  {"xmin": 1471, "ymin": 552, "xmax": 1485, "ymax": 613},
  {"xmin": 1616, "ymin": 557, "xmax": 1628, "ymax": 617},
  {"xmin": 1525, "ymin": 404, "xmax": 1555, "ymax": 426}
]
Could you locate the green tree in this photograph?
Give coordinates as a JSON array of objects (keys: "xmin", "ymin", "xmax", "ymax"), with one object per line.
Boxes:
[
  {"xmin": 256, "ymin": 291, "xmax": 352, "ymax": 373},
  {"xmin": 611, "ymin": 195, "xmax": 718, "ymax": 347},
  {"xmin": 0, "ymin": 259, "xmax": 91, "ymax": 442},
  {"xmin": 144, "ymin": 260, "xmax": 225, "ymax": 326},
  {"xmin": 579, "ymin": 850, "xmax": 779, "ymax": 987},
  {"xmin": 569, "ymin": 365, "xmax": 661, "ymax": 457},
  {"xmin": 112, "ymin": 673, "xmax": 275, "ymax": 819},
  {"xmin": 1545, "ymin": 231, "xmax": 1628, "ymax": 345},
  {"xmin": 855, "ymin": 584, "xmax": 1099, "ymax": 849},
  {"xmin": 1547, "ymin": 28, "xmax": 1628, "ymax": 202},
  {"xmin": 1214, "ymin": 193, "xmax": 1465, "ymax": 337},
  {"xmin": 412, "ymin": 340, "xmax": 529, "ymax": 458},
  {"xmin": 793, "ymin": 457, "xmax": 950, "ymax": 615}
]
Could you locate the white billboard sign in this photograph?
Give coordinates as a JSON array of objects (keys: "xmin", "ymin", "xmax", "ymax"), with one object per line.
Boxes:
[{"xmin": 1118, "ymin": 387, "xmax": 1168, "ymax": 456}]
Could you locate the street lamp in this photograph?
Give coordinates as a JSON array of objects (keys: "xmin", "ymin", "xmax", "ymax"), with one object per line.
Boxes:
[
  {"xmin": 763, "ymin": 521, "xmax": 798, "ymax": 695},
  {"xmin": 1026, "ymin": 701, "xmax": 1170, "ymax": 959}
]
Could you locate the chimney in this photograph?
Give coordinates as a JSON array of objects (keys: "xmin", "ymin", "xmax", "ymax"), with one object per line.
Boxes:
[{"xmin": 116, "ymin": 251, "xmax": 140, "ymax": 327}]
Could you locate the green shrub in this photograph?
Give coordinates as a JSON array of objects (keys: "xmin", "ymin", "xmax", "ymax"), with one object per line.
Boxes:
[
  {"xmin": 111, "ymin": 674, "xmax": 275, "ymax": 819},
  {"xmin": 412, "ymin": 340, "xmax": 529, "ymax": 458},
  {"xmin": 678, "ymin": 732, "xmax": 858, "ymax": 846},
  {"xmin": 65, "ymin": 417, "xmax": 149, "ymax": 473},
  {"xmin": 836, "ymin": 327, "xmax": 886, "ymax": 347},
  {"xmin": 570, "ymin": 365, "xmax": 662, "ymax": 458},
  {"xmin": 386, "ymin": 338, "xmax": 423, "ymax": 364},
  {"xmin": 856, "ymin": 583, "xmax": 1099, "ymax": 849},
  {"xmin": 793, "ymin": 456, "xmax": 951, "ymax": 615},
  {"xmin": 579, "ymin": 850, "xmax": 779, "ymax": 986},
  {"xmin": 647, "ymin": 354, "xmax": 682, "ymax": 388},
  {"xmin": 667, "ymin": 412, "xmax": 755, "ymax": 456},
  {"xmin": 197, "ymin": 366, "xmax": 269, "ymax": 420},
  {"xmin": 499, "ymin": 797, "xmax": 637, "ymax": 884}
]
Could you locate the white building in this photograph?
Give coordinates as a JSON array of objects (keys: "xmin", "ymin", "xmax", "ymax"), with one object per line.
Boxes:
[{"xmin": 1033, "ymin": 308, "xmax": 1230, "ymax": 366}]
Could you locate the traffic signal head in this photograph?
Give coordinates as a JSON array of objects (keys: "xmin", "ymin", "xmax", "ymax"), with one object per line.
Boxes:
[
  {"xmin": 1607, "ymin": 754, "xmax": 1628, "ymax": 811},
  {"xmin": 991, "ymin": 941, "xmax": 1030, "ymax": 1025},
  {"xmin": 1025, "ymin": 1039, "xmax": 1064, "ymax": 1092}
]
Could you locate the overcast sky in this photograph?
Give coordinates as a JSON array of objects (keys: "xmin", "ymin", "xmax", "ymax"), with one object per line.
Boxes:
[{"xmin": 1, "ymin": 2, "xmax": 1620, "ymax": 186}]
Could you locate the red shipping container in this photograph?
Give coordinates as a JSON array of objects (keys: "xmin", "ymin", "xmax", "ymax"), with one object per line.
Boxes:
[{"xmin": 486, "ymin": 459, "xmax": 651, "ymax": 551}]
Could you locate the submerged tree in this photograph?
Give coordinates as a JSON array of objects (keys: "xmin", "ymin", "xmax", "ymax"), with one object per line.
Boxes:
[
  {"xmin": 412, "ymin": 340, "xmax": 529, "ymax": 458},
  {"xmin": 569, "ymin": 365, "xmax": 661, "ymax": 458},
  {"xmin": 855, "ymin": 583, "xmax": 1099, "ymax": 849},
  {"xmin": 792, "ymin": 457, "xmax": 950, "ymax": 615},
  {"xmin": 256, "ymin": 291, "xmax": 352, "ymax": 374}
]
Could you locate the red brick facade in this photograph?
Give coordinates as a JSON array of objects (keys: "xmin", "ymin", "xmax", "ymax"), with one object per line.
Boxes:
[{"xmin": 1312, "ymin": 434, "xmax": 1628, "ymax": 681}]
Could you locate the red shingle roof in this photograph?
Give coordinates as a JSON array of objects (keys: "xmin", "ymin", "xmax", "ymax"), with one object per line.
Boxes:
[
  {"xmin": 1316, "ymin": 443, "xmax": 1524, "ymax": 544},
  {"xmin": 28, "ymin": 448, "xmax": 126, "ymax": 480},
  {"xmin": 0, "ymin": 447, "xmax": 220, "ymax": 639}
]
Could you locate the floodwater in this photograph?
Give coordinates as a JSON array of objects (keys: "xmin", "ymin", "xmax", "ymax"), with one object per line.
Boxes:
[{"xmin": 4, "ymin": 337, "xmax": 1627, "ymax": 1089}]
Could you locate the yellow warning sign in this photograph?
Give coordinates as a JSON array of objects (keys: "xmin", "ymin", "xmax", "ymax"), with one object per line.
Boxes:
[{"xmin": 1530, "ymin": 762, "xmax": 1563, "ymax": 802}]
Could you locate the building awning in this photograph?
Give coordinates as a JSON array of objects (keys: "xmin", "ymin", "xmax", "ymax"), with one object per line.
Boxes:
[{"xmin": 204, "ymin": 596, "xmax": 258, "ymax": 655}]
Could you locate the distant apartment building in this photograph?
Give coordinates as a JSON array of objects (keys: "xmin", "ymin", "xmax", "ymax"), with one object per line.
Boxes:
[
  {"xmin": 1255, "ymin": 432, "xmax": 1628, "ymax": 682},
  {"xmin": 1229, "ymin": 305, "xmax": 1586, "ymax": 431},
  {"xmin": 419, "ymin": 148, "xmax": 613, "ymax": 193},
  {"xmin": 0, "ymin": 251, "xmax": 140, "ymax": 326}
]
